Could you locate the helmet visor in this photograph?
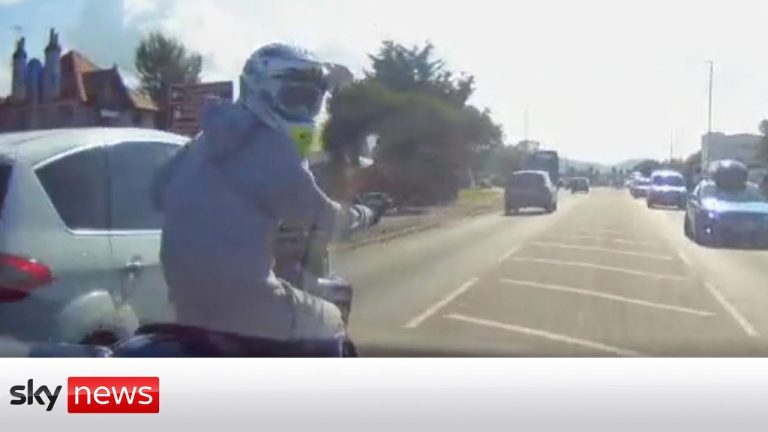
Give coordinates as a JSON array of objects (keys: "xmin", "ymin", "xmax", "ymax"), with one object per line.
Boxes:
[{"xmin": 274, "ymin": 82, "xmax": 325, "ymax": 120}]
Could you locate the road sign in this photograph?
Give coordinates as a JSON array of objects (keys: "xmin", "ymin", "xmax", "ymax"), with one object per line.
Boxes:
[{"xmin": 167, "ymin": 81, "xmax": 233, "ymax": 137}]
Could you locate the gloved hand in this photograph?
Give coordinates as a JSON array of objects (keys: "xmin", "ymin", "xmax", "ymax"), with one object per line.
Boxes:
[
  {"xmin": 368, "ymin": 201, "xmax": 388, "ymax": 225},
  {"xmin": 353, "ymin": 193, "xmax": 393, "ymax": 226}
]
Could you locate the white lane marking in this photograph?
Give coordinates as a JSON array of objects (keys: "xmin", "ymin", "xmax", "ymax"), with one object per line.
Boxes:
[
  {"xmin": 673, "ymin": 250, "xmax": 759, "ymax": 337},
  {"xmin": 530, "ymin": 241, "xmax": 675, "ymax": 261},
  {"xmin": 500, "ymin": 279, "xmax": 714, "ymax": 317},
  {"xmin": 676, "ymin": 250, "xmax": 693, "ymax": 267},
  {"xmin": 510, "ymin": 257, "xmax": 690, "ymax": 281},
  {"xmin": 445, "ymin": 314, "xmax": 644, "ymax": 357},
  {"xmin": 542, "ymin": 234, "xmax": 658, "ymax": 247},
  {"xmin": 497, "ymin": 246, "xmax": 522, "ymax": 263},
  {"xmin": 704, "ymin": 281, "xmax": 759, "ymax": 337},
  {"xmin": 403, "ymin": 277, "xmax": 480, "ymax": 329}
]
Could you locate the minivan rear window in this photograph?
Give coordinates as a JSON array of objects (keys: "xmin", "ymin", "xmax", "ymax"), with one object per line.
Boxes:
[
  {"xmin": 508, "ymin": 172, "xmax": 545, "ymax": 188},
  {"xmin": 0, "ymin": 164, "xmax": 12, "ymax": 219}
]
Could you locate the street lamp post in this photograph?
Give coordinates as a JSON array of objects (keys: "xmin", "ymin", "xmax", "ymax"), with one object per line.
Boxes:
[{"xmin": 704, "ymin": 60, "xmax": 714, "ymax": 170}]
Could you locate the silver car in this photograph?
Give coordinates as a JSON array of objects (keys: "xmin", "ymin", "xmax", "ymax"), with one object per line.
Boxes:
[{"xmin": 0, "ymin": 128, "xmax": 187, "ymax": 344}]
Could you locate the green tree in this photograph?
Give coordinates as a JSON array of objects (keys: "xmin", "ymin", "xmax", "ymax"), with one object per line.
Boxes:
[
  {"xmin": 323, "ymin": 41, "xmax": 503, "ymax": 204},
  {"xmin": 135, "ymin": 32, "xmax": 202, "ymax": 106},
  {"xmin": 366, "ymin": 41, "xmax": 475, "ymax": 106},
  {"xmin": 633, "ymin": 159, "xmax": 662, "ymax": 177}
]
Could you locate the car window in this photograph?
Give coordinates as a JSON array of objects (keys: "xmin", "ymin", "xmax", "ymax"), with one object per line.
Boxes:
[
  {"xmin": 701, "ymin": 183, "xmax": 766, "ymax": 203},
  {"xmin": 653, "ymin": 175, "xmax": 684, "ymax": 187},
  {"xmin": 108, "ymin": 141, "xmax": 180, "ymax": 230},
  {"xmin": 508, "ymin": 173, "xmax": 545, "ymax": 188},
  {"xmin": 36, "ymin": 146, "xmax": 109, "ymax": 230}
]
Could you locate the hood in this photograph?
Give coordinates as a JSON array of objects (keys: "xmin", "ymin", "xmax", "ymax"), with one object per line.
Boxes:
[
  {"xmin": 199, "ymin": 99, "xmax": 261, "ymax": 162},
  {"xmin": 701, "ymin": 198, "xmax": 768, "ymax": 214}
]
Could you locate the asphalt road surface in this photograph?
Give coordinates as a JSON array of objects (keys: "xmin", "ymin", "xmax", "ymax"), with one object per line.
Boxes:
[{"xmin": 334, "ymin": 188, "xmax": 768, "ymax": 356}]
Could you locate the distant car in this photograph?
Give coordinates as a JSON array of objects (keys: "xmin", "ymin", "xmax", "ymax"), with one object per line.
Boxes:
[
  {"xmin": 568, "ymin": 177, "xmax": 590, "ymax": 194},
  {"xmin": 647, "ymin": 170, "xmax": 687, "ymax": 208},
  {"xmin": 504, "ymin": 170, "xmax": 557, "ymax": 214},
  {"xmin": 0, "ymin": 128, "xmax": 187, "ymax": 345},
  {"xmin": 684, "ymin": 179, "xmax": 768, "ymax": 248},
  {"xmin": 630, "ymin": 177, "xmax": 651, "ymax": 198}
]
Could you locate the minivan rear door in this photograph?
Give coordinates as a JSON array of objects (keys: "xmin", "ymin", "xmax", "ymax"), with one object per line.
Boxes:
[
  {"xmin": 24, "ymin": 145, "xmax": 117, "ymax": 342},
  {"xmin": 105, "ymin": 140, "xmax": 181, "ymax": 325}
]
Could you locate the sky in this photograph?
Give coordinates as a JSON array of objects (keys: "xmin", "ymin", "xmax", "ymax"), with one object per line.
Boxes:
[{"xmin": 2, "ymin": 0, "xmax": 768, "ymax": 164}]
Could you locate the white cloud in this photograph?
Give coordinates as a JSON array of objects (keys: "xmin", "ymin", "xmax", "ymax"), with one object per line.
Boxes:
[{"xmin": 0, "ymin": 0, "xmax": 23, "ymax": 6}]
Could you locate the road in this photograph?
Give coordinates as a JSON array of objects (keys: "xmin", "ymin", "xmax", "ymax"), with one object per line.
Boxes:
[{"xmin": 334, "ymin": 188, "xmax": 768, "ymax": 356}]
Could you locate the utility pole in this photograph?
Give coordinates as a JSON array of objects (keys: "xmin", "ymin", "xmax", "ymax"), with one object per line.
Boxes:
[
  {"xmin": 668, "ymin": 105, "xmax": 674, "ymax": 162},
  {"xmin": 707, "ymin": 61, "xmax": 714, "ymax": 136},
  {"xmin": 669, "ymin": 127, "xmax": 674, "ymax": 161}
]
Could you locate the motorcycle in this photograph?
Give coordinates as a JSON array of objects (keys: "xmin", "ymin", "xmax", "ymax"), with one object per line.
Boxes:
[{"xmin": 2, "ymin": 196, "xmax": 391, "ymax": 358}]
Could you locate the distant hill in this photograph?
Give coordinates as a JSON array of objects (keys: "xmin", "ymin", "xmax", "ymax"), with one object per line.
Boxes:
[
  {"xmin": 612, "ymin": 159, "xmax": 647, "ymax": 171},
  {"xmin": 560, "ymin": 158, "xmax": 610, "ymax": 174},
  {"xmin": 560, "ymin": 157, "xmax": 652, "ymax": 173}
]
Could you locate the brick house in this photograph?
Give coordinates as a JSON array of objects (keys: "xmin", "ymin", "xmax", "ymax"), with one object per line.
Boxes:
[{"xmin": 0, "ymin": 29, "xmax": 157, "ymax": 132}]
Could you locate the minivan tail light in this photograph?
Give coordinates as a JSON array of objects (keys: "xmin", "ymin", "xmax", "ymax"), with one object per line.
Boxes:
[{"xmin": 0, "ymin": 254, "xmax": 52, "ymax": 302}]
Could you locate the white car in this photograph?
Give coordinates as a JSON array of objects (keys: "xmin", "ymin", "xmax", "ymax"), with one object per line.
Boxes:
[
  {"xmin": 0, "ymin": 128, "xmax": 187, "ymax": 344},
  {"xmin": 647, "ymin": 170, "xmax": 687, "ymax": 209}
]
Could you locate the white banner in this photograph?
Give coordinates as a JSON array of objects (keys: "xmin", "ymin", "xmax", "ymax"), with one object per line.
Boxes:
[{"xmin": 1, "ymin": 358, "xmax": 767, "ymax": 431}]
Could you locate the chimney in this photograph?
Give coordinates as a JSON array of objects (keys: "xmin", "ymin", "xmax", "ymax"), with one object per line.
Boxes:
[
  {"xmin": 42, "ymin": 28, "xmax": 62, "ymax": 102},
  {"xmin": 11, "ymin": 37, "xmax": 27, "ymax": 102}
]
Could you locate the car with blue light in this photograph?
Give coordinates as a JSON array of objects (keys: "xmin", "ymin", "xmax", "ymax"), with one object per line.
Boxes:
[
  {"xmin": 684, "ymin": 177, "xmax": 768, "ymax": 248},
  {"xmin": 647, "ymin": 170, "xmax": 687, "ymax": 209}
]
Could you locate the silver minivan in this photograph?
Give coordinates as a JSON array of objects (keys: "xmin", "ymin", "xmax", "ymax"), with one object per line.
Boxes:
[{"xmin": 0, "ymin": 128, "xmax": 187, "ymax": 344}]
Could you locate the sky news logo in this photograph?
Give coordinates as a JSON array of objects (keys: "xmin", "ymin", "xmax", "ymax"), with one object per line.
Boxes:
[{"xmin": 9, "ymin": 377, "xmax": 159, "ymax": 413}]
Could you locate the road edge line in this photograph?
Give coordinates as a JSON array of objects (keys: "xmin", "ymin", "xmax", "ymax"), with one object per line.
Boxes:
[{"xmin": 704, "ymin": 280, "xmax": 759, "ymax": 337}]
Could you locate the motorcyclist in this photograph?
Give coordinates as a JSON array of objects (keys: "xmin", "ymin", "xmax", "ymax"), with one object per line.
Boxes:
[{"xmin": 153, "ymin": 44, "xmax": 383, "ymax": 344}]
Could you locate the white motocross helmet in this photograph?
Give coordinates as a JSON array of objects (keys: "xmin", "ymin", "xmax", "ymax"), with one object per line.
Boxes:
[{"xmin": 239, "ymin": 44, "xmax": 329, "ymax": 158}]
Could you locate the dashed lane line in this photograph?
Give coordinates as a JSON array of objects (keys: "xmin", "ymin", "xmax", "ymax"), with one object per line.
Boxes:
[
  {"xmin": 509, "ymin": 257, "xmax": 690, "ymax": 281},
  {"xmin": 500, "ymin": 279, "xmax": 715, "ymax": 317},
  {"xmin": 402, "ymin": 277, "xmax": 479, "ymax": 329},
  {"xmin": 541, "ymin": 234, "xmax": 659, "ymax": 248},
  {"xmin": 497, "ymin": 246, "xmax": 522, "ymax": 263},
  {"xmin": 530, "ymin": 241, "xmax": 675, "ymax": 261},
  {"xmin": 445, "ymin": 314, "xmax": 645, "ymax": 357}
]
